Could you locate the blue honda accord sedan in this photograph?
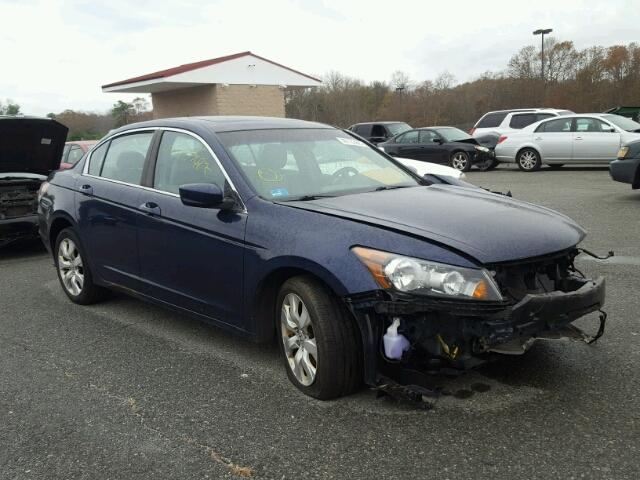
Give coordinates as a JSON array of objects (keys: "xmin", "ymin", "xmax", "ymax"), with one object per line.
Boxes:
[{"xmin": 38, "ymin": 116, "xmax": 606, "ymax": 401}]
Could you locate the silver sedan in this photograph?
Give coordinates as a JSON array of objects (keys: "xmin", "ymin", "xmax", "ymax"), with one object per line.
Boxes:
[{"xmin": 494, "ymin": 113, "xmax": 640, "ymax": 171}]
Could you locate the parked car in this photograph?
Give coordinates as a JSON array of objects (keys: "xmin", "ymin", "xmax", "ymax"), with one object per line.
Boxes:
[
  {"xmin": 605, "ymin": 106, "xmax": 640, "ymax": 122},
  {"xmin": 39, "ymin": 117, "xmax": 605, "ymax": 401},
  {"xmin": 347, "ymin": 122, "xmax": 411, "ymax": 144},
  {"xmin": 395, "ymin": 157, "xmax": 466, "ymax": 180},
  {"xmin": 60, "ymin": 140, "xmax": 97, "ymax": 170},
  {"xmin": 1, "ymin": 116, "xmax": 67, "ymax": 247},
  {"xmin": 495, "ymin": 113, "xmax": 640, "ymax": 171},
  {"xmin": 378, "ymin": 126, "xmax": 493, "ymax": 172},
  {"xmin": 470, "ymin": 108, "xmax": 573, "ymax": 138},
  {"xmin": 610, "ymin": 138, "xmax": 640, "ymax": 190}
]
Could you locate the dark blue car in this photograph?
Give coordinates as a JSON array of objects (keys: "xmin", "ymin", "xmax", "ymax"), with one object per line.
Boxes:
[{"xmin": 38, "ymin": 116, "xmax": 606, "ymax": 401}]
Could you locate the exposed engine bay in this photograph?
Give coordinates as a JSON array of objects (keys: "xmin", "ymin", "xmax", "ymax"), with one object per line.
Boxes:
[
  {"xmin": 0, "ymin": 180, "xmax": 41, "ymax": 220},
  {"xmin": 346, "ymin": 248, "xmax": 607, "ymax": 405}
]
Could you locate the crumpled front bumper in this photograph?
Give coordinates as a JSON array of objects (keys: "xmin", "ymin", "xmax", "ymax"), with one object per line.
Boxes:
[{"xmin": 345, "ymin": 275, "xmax": 606, "ymax": 399}]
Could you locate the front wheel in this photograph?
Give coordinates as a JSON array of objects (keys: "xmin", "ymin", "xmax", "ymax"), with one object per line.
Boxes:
[
  {"xmin": 450, "ymin": 151, "xmax": 471, "ymax": 172},
  {"xmin": 54, "ymin": 228, "xmax": 106, "ymax": 304},
  {"xmin": 276, "ymin": 276, "xmax": 362, "ymax": 399},
  {"xmin": 517, "ymin": 148, "xmax": 542, "ymax": 171}
]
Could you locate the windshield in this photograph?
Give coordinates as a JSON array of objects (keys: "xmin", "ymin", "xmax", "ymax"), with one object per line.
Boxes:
[
  {"xmin": 434, "ymin": 127, "xmax": 472, "ymax": 142},
  {"xmin": 387, "ymin": 123, "xmax": 412, "ymax": 136},
  {"xmin": 218, "ymin": 128, "xmax": 419, "ymax": 200},
  {"xmin": 603, "ymin": 114, "xmax": 640, "ymax": 131}
]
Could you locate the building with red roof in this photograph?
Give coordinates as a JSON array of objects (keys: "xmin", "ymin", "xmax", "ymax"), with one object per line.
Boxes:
[{"xmin": 102, "ymin": 51, "xmax": 321, "ymax": 118}]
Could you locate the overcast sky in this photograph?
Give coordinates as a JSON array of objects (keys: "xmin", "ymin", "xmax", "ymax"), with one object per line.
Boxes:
[{"xmin": 1, "ymin": 0, "xmax": 636, "ymax": 115}]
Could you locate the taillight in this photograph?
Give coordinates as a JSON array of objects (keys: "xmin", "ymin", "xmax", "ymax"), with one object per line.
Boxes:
[
  {"xmin": 497, "ymin": 135, "xmax": 507, "ymax": 144},
  {"xmin": 469, "ymin": 127, "xmax": 476, "ymax": 135}
]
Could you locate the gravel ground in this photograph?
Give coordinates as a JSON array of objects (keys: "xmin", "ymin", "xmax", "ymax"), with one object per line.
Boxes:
[{"xmin": 1, "ymin": 165, "xmax": 638, "ymax": 479}]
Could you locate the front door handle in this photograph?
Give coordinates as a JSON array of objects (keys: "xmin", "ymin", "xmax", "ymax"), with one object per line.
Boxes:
[
  {"xmin": 574, "ymin": 136, "xmax": 583, "ymax": 140},
  {"xmin": 534, "ymin": 137, "xmax": 543, "ymax": 141},
  {"xmin": 79, "ymin": 184, "xmax": 93, "ymax": 196},
  {"xmin": 139, "ymin": 201, "xmax": 161, "ymax": 216}
]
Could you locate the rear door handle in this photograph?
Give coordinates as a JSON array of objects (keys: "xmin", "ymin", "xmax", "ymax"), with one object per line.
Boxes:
[
  {"xmin": 574, "ymin": 136, "xmax": 583, "ymax": 140},
  {"xmin": 79, "ymin": 184, "xmax": 93, "ymax": 196},
  {"xmin": 139, "ymin": 201, "xmax": 161, "ymax": 216}
]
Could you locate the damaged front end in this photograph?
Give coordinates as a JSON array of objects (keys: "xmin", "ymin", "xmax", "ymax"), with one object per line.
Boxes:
[{"xmin": 345, "ymin": 248, "xmax": 606, "ymax": 403}]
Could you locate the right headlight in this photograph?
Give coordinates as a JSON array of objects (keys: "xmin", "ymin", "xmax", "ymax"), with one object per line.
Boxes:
[{"xmin": 352, "ymin": 246, "xmax": 503, "ymax": 301}]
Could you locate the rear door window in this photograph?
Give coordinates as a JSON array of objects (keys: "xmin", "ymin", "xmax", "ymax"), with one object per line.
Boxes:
[
  {"xmin": 476, "ymin": 112, "xmax": 508, "ymax": 128},
  {"xmin": 98, "ymin": 132, "xmax": 153, "ymax": 185},
  {"xmin": 536, "ymin": 118, "xmax": 573, "ymax": 133},
  {"xmin": 370, "ymin": 125, "xmax": 386, "ymax": 137},
  {"xmin": 396, "ymin": 130, "xmax": 420, "ymax": 144},
  {"xmin": 509, "ymin": 114, "xmax": 537, "ymax": 129}
]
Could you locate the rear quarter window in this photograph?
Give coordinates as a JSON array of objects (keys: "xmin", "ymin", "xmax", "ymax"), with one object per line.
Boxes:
[{"xmin": 476, "ymin": 112, "xmax": 508, "ymax": 128}]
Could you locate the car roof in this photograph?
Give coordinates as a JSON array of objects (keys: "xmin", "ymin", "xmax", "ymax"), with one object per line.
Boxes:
[
  {"xmin": 483, "ymin": 108, "xmax": 566, "ymax": 115},
  {"xmin": 112, "ymin": 116, "xmax": 334, "ymax": 135},
  {"xmin": 66, "ymin": 140, "xmax": 97, "ymax": 146},
  {"xmin": 351, "ymin": 121, "xmax": 406, "ymax": 126}
]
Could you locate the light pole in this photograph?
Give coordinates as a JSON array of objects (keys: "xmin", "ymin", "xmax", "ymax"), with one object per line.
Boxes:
[{"xmin": 533, "ymin": 28, "xmax": 553, "ymax": 81}]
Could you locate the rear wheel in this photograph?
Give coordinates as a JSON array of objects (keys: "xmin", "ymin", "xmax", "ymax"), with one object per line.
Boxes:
[
  {"xmin": 450, "ymin": 151, "xmax": 471, "ymax": 172},
  {"xmin": 517, "ymin": 148, "xmax": 542, "ymax": 171},
  {"xmin": 54, "ymin": 228, "xmax": 106, "ymax": 304},
  {"xmin": 276, "ymin": 276, "xmax": 362, "ymax": 399}
]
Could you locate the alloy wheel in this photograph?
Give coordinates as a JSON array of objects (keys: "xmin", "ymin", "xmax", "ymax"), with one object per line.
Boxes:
[
  {"xmin": 519, "ymin": 151, "xmax": 538, "ymax": 170},
  {"xmin": 58, "ymin": 238, "xmax": 84, "ymax": 296},
  {"xmin": 451, "ymin": 152, "xmax": 469, "ymax": 170},
  {"xmin": 280, "ymin": 293, "xmax": 318, "ymax": 386}
]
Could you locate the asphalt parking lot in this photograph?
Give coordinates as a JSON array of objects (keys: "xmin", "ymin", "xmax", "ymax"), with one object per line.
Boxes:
[{"xmin": 1, "ymin": 165, "xmax": 639, "ymax": 479}]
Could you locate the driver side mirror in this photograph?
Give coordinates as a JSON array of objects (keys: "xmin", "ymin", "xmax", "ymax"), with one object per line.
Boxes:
[
  {"xmin": 179, "ymin": 183, "xmax": 235, "ymax": 210},
  {"xmin": 602, "ymin": 125, "xmax": 616, "ymax": 133},
  {"xmin": 432, "ymin": 137, "xmax": 443, "ymax": 144}
]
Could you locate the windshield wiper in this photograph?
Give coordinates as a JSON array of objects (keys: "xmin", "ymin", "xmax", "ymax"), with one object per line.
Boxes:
[
  {"xmin": 281, "ymin": 193, "xmax": 337, "ymax": 201},
  {"xmin": 372, "ymin": 185, "xmax": 412, "ymax": 192}
]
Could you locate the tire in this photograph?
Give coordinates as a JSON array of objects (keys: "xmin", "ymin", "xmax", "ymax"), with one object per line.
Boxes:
[
  {"xmin": 450, "ymin": 151, "xmax": 472, "ymax": 172},
  {"xmin": 516, "ymin": 148, "xmax": 542, "ymax": 171},
  {"xmin": 475, "ymin": 158, "xmax": 499, "ymax": 171},
  {"xmin": 276, "ymin": 275, "xmax": 362, "ymax": 399},
  {"xmin": 549, "ymin": 164, "xmax": 564, "ymax": 169},
  {"xmin": 54, "ymin": 228, "xmax": 106, "ymax": 305}
]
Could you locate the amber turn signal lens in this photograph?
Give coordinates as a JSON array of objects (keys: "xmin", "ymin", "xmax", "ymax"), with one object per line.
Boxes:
[
  {"xmin": 472, "ymin": 280, "xmax": 489, "ymax": 300},
  {"xmin": 352, "ymin": 246, "xmax": 393, "ymax": 289}
]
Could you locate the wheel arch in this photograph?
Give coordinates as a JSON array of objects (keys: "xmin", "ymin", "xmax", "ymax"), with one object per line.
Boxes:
[
  {"xmin": 48, "ymin": 212, "xmax": 77, "ymax": 252},
  {"xmin": 516, "ymin": 145, "xmax": 542, "ymax": 163},
  {"xmin": 248, "ymin": 260, "xmax": 351, "ymax": 343}
]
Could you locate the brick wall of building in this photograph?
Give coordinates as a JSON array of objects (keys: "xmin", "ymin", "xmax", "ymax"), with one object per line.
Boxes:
[
  {"xmin": 215, "ymin": 85, "xmax": 285, "ymax": 117},
  {"xmin": 151, "ymin": 84, "xmax": 285, "ymax": 119},
  {"xmin": 151, "ymin": 85, "xmax": 218, "ymax": 119}
]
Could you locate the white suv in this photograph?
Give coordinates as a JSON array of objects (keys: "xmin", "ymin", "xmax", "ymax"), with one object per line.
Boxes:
[{"xmin": 470, "ymin": 108, "xmax": 573, "ymax": 138}]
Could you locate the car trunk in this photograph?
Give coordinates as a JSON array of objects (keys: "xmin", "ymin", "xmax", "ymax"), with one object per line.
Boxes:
[{"xmin": 0, "ymin": 117, "xmax": 68, "ymax": 221}]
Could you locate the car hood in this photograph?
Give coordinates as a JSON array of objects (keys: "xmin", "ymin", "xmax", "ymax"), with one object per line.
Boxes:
[
  {"xmin": 0, "ymin": 117, "xmax": 68, "ymax": 175},
  {"xmin": 449, "ymin": 137, "xmax": 479, "ymax": 147},
  {"xmin": 282, "ymin": 185, "xmax": 585, "ymax": 264}
]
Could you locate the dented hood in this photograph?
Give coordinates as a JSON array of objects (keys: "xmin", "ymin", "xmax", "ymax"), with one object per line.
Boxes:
[
  {"xmin": 284, "ymin": 185, "xmax": 585, "ymax": 264},
  {"xmin": 0, "ymin": 117, "xmax": 68, "ymax": 176}
]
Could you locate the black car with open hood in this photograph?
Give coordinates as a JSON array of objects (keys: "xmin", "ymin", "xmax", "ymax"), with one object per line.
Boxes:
[{"xmin": 1, "ymin": 116, "xmax": 68, "ymax": 246}]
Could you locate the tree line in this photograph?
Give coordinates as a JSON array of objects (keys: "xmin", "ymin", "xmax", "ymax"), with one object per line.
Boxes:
[{"xmin": 285, "ymin": 39, "xmax": 640, "ymax": 130}]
